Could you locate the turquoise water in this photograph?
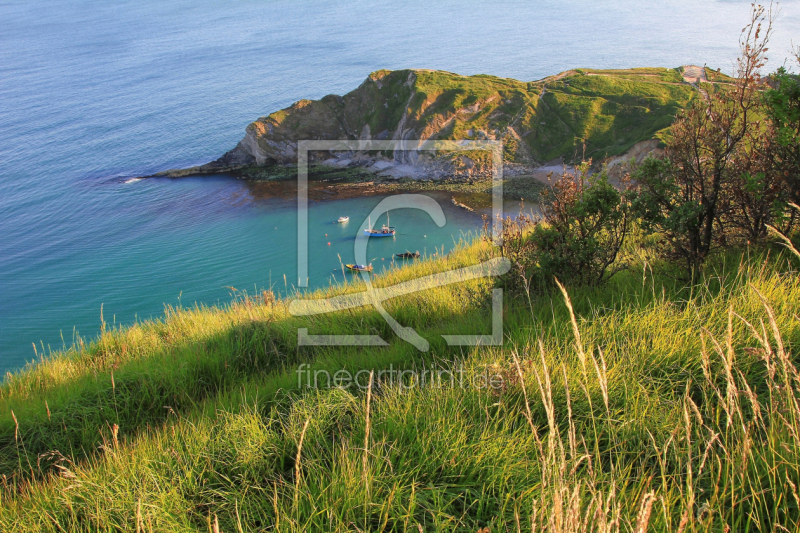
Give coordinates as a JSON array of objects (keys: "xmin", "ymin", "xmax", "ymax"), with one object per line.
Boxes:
[{"xmin": 1, "ymin": 0, "xmax": 798, "ymax": 372}]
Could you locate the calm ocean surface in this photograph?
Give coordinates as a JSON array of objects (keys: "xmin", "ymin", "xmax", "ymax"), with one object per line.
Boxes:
[{"xmin": 0, "ymin": 0, "xmax": 798, "ymax": 372}]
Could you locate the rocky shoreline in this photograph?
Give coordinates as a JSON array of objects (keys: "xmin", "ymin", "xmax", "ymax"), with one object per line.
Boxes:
[{"xmin": 230, "ymin": 160, "xmax": 550, "ymax": 204}]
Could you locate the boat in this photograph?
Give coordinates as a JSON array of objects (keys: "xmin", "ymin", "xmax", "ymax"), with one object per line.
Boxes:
[
  {"xmin": 345, "ymin": 264, "xmax": 373, "ymax": 272},
  {"xmin": 395, "ymin": 251, "xmax": 420, "ymax": 259},
  {"xmin": 337, "ymin": 216, "xmax": 349, "ymax": 223},
  {"xmin": 363, "ymin": 212, "xmax": 395, "ymax": 237},
  {"xmin": 364, "ymin": 225, "xmax": 395, "ymax": 237}
]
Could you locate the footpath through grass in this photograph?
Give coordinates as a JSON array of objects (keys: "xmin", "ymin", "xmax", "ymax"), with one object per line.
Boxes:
[{"xmin": 0, "ymin": 239, "xmax": 799, "ymax": 531}]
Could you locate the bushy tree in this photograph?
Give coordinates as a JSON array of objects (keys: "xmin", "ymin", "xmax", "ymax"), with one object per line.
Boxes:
[
  {"xmin": 492, "ymin": 5, "xmax": 797, "ymax": 286},
  {"xmin": 764, "ymin": 47, "xmax": 800, "ymax": 207},
  {"xmin": 488, "ymin": 162, "xmax": 632, "ymax": 293},
  {"xmin": 724, "ymin": 43, "xmax": 800, "ymax": 242},
  {"xmin": 485, "ymin": 208, "xmax": 537, "ymax": 295},
  {"xmin": 531, "ymin": 162, "xmax": 631, "ymax": 286},
  {"xmin": 724, "ymin": 119, "xmax": 789, "ymax": 242},
  {"xmin": 634, "ymin": 4, "xmax": 773, "ymax": 278}
]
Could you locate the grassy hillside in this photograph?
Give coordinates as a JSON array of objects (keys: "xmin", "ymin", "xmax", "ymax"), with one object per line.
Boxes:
[
  {"xmin": 527, "ymin": 68, "xmax": 695, "ymax": 160},
  {"xmin": 224, "ymin": 67, "xmax": 698, "ymax": 170},
  {"xmin": 1, "ymin": 236, "xmax": 799, "ymax": 531}
]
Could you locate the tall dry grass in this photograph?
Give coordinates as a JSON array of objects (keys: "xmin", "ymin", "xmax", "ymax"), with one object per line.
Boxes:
[{"xmin": 0, "ymin": 243, "xmax": 797, "ymax": 530}]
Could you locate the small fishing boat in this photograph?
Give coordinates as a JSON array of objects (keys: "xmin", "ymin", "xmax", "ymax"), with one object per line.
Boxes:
[
  {"xmin": 345, "ymin": 264, "xmax": 372, "ymax": 272},
  {"xmin": 364, "ymin": 225, "xmax": 395, "ymax": 237},
  {"xmin": 337, "ymin": 216, "xmax": 349, "ymax": 223},
  {"xmin": 364, "ymin": 213, "xmax": 395, "ymax": 237},
  {"xmin": 395, "ymin": 251, "xmax": 420, "ymax": 259}
]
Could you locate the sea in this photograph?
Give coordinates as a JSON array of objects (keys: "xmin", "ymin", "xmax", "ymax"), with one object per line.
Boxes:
[{"xmin": 1, "ymin": 0, "xmax": 798, "ymax": 373}]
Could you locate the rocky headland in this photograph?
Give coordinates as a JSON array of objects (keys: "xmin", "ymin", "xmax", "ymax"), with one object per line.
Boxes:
[{"xmin": 152, "ymin": 67, "xmax": 705, "ymax": 191}]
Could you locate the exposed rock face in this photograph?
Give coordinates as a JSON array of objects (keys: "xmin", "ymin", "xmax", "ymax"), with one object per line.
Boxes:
[
  {"xmin": 160, "ymin": 67, "xmax": 698, "ymax": 178},
  {"xmin": 152, "ymin": 141, "xmax": 255, "ymax": 177},
  {"xmin": 602, "ymin": 139, "xmax": 665, "ymax": 180}
]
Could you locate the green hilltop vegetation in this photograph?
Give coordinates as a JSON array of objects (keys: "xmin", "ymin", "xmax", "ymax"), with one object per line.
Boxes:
[
  {"xmin": 204, "ymin": 66, "xmax": 699, "ymax": 173},
  {"xmin": 357, "ymin": 67, "xmax": 695, "ymax": 162}
]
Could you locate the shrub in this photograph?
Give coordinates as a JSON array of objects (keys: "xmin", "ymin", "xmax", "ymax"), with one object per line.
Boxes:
[
  {"xmin": 634, "ymin": 5, "xmax": 800, "ymax": 279},
  {"xmin": 531, "ymin": 162, "xmax": 632, "ymax": 286},
  {"xmin": 633, "ymin": 5, "xmax": 774, "ymax": 278},
  {"xmin": 764, "ymin": 50, "xmax": 800, "ymax": 207},
  {"xmin": 725, "ymin": 119, "xmax": 793, "ymax": 242},
  {"xmin": 487, "ymin": 161, "xmax": 632, "ymax": 293}
]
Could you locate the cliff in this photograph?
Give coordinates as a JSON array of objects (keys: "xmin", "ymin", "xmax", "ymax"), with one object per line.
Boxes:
[{"xmin": 160, "ymin": 67, "xmax": 699, "ymax": 178}]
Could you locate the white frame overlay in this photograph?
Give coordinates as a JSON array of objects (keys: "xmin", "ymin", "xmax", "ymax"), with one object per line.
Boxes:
[{"xmin": 289, "ymin": 139, "xmax": 507, "ymax": 351}]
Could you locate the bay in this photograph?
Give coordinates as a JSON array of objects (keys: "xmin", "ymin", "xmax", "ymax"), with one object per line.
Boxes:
[{"xmin": 1, "ymin": 0, "xmax": 797, "ymax": 372}]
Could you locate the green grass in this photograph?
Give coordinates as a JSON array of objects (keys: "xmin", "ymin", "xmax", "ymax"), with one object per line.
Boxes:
[
  {"xmin": 407, "ymin": 68, "xmax": 698, "ymax": 164},
  {"xmin": 1, "ymin": 239, "xmax": 799, "ymax": 531},
  {"xmin": 582, "ymin": 67, "xmax": 686, "ymax": 84},
  {"xmin": 245, "ymin": 67, "xmax": 702, "ymax": 169},
  {"xmin": 526, "ymin": 71, "xmax": 696, "ymax": 161}
]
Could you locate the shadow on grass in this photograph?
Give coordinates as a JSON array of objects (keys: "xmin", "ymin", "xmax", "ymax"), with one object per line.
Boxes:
[
  {"xmin": 2, "ymin": 244, "xmax": 791, "ymax": 487},
  {"xmin": 0, "ymin": 279, "xmax": 502, "ymax": 483}
]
